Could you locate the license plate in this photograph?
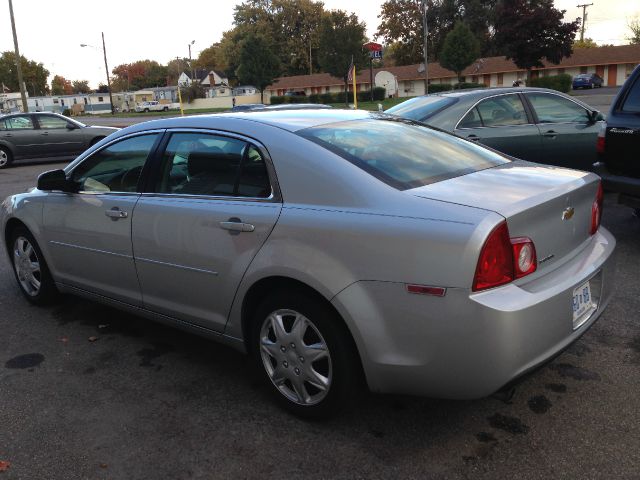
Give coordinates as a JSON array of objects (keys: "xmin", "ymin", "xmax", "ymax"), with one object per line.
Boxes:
[{"xmin": 572, "ymin": 281, "xmax": 593, "ymax": 326}]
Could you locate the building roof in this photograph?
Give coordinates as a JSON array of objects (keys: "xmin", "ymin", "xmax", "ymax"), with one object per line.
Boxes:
[{"xmin": 267, "ymin": 44, "xmax": 640, "ymax": 90}]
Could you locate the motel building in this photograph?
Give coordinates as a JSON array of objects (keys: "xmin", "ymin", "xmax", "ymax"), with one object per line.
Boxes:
[{"xmin": 265, "ymin": 44, "xmax": 640, "ymax": 99}]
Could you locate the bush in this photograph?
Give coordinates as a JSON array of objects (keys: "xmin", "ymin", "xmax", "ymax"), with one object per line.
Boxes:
[
  {"xmin": 427, "ymin": 84, "xmax": 453, "ymax": 93},
  {"xmin": 528, "ymin": 74, "xmax": 572, "ymax": 93},
  {"xmin": 455, "ymin": 82, "xmax": 485, "ymax": 90},
  {"xmin": 62, "ymin": 108, "xmax": 71, "ymax": 116}
]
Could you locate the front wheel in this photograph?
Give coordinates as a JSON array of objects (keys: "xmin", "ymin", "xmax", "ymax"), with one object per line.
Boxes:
[
  {"xmin": 251, "ymin": 289, "xmax": 360, "ymax": 418},
  {"xmin": 0, "ymin": 146, "xmax": 13, "ymax": 169},
  {"xmin": 163, "ymin": 106, "xmax": 168, "ymax": 111},
  {"xmin": 10, "ymin": 227, "xmax": 59, "ymax": 305},
  {"xmin": 144, "ymin": 108, "xmax": 149, "ymax": 113}
]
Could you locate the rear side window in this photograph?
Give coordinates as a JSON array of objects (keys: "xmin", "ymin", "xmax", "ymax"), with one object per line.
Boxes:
[
  {"xmin": 2, "ymin": 116, "xmax": 34, "ymax": 130},
  {"xmin": 620, "ymin": 76, "xmax": 640, "ymax": 113},
  {"xmin": 386, "ymin": 96, "xmax": 456, "ymax": 121},
  {"xmin": 155, "ymin": 132, "xmax": 271, "ymax": 198},
  {"xmin": 299, "ymin": 118, "xmax": 509, "ymax": 190}
]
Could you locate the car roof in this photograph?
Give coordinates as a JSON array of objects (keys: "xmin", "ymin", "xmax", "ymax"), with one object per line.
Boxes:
[
  {"xmin": 433, "ymin": 86, "xmax": 558, "ymax": 99},
  {"xmin": 125, "ymin": 109, "xmax": 373, "ymax": 133}
]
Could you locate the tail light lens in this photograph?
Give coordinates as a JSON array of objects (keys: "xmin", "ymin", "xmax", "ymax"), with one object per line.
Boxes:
[
  {"xmin": 596, "ymin": 123, "xmax": 606, "ymax": 154},
  {"xmin": 473, "ymin": 222, "xmax": 537, "ymax": 292},
  {"xmin": 590, "ymin": 181, "xmax": 603, "ymax": 235}
]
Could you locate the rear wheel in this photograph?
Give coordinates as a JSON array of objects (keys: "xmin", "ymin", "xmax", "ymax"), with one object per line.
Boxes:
[
  {"xmin": 0, "ymin": 146, "xmax": 13, "ymax": 169},
  {"xmin": 163, "ymin": 106, "xmax": 168, "ymax": 112},
  {"xmin": 144, "ymin": 108, "xmax": 149, "ymax": 113},
  {"xmin": 10, "ymin": 227, "xmax": 59, "ymax": 305},
  {"xmin": 250, "ymin": 289, "xmax": 360, "ymax": 418}
]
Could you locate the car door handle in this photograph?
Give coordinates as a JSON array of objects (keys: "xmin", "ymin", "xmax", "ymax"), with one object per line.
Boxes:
[
  {"xmin": 3, "ymin": 133, "xmax": 13, "ymax": 137},
  {"xmin": 543, "ymin": 130, "xmax": 557, "ymax": 138},
  {"xmin": 467, "ymin": 134, "xmax": 481, "ymax": 142},
  {"xmin": 105, "ymin": 207, "xmax": 128, "ymax": 220},
  {"xmin": 41, "ymin": 132, "xmax": 49, "ymax": 136},
  {"xmin": 219, "ymin": 221, "xmax": 255, "ymax": 232}
]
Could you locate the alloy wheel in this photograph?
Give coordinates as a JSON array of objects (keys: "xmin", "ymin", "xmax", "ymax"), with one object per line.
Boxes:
[
  {"xmin": 0, "ymin": 149, "xmax": 9, "ymax": 168},
  {"xmin": 259, "ymin": 309, "xmax": 332, "ymax": 406},
  {"xmin": 13, "ymin": 236, "xmax": 42, "ymax": 296}
]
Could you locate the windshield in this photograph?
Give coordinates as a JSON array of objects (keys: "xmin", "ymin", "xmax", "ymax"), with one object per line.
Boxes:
[
  {"xmin": 385, "ymin": 96, "xmax": 456, "ymax": 121},
  {"xmin": 298, "ymin": 117, "xmax": 509, "ymax": 190}
]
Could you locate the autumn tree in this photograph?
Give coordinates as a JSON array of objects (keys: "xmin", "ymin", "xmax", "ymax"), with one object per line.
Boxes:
[
  {"xmin": 51, "ymin": 75, "xmax": 72, "ymax": 95},
  {"xmin": 0, "ymin": 51, "xmax": 49, "ymax": 95},
  {"xmin": 111, "ymin": 60, "xmax": 168, "ymax": 90},
  {"xmin": 493, "ymin": 0, "xmax": 579, "ymax": 82},
  {"xmin": 317, "ymin": 10, "xmax": 368, "ymax": 104},
  {"xmin": 195, "ymin": 45, "xmax": 222, "ymax": 70},
  {"xmin": 72, "ymin": 80, "xmax": 91, "ymax": 94},
  {"xmin": 573, "ymin": 38, "xmax": 598, "ymax": 49},
  {"xmin": 235, "ymin": 34, "xmax": 281, "ymax": 102},
  {"xmin": 439, "ymin": 22, "xmax": 480, "ymax": 83}
]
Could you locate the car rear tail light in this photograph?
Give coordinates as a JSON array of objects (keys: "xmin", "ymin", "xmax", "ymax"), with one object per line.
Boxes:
[
  {"xmin": 596, "ymin": 123, "xmax": 606, "ymax": 154},
  {"xmin": 590, "ymin": 181, "xmax": 603, "ymax": 235},
  {"xmin": 472, "ymin": 221, "xmax": 537, "ymax": 292}
]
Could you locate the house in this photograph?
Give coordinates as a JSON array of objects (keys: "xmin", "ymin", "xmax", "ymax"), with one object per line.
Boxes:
[{"xmin": 265, "ymin": 44, "xmax": 640, "ymax": 98}]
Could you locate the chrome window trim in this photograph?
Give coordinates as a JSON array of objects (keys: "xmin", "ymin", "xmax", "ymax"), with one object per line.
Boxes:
[
  {"xmin": 153, "ymin": 127, "xmax": 282, "ymax": 203},
  {"xmin": 454, "ymin": 93, "xmax": 531, "ymax": 130}
]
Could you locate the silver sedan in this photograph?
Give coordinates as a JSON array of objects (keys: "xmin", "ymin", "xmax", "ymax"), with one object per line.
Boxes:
[{"xmin": 1, "ymin": 110, "xmax": 616, "ymax": 418}]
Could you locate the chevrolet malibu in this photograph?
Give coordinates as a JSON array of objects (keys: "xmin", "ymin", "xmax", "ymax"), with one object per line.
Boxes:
[{"xmin": 1, "ymin": 110, "xmax": 616, "ymax": 417}]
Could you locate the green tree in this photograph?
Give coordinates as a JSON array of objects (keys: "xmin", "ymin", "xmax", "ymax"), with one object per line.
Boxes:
[
  {"xmin": 0, "ymin": 51, "xmax": 49, "ymax": 95},
  {"xmin": 51, "ymin": 75, "xmax": 72, "ymax": 95},
  {"xmin": 628, "ymin": 17, "xmax": 640, "ymax": 44},
  {"xmin": 573, "ymin": 37, "xmax": 598, "ymax": 48},
  {"xmin": 493, "ymin": 0, "xmax": 579, "ymax": 82},
  {"xmin": 439, "ymin": 22, "xmax": 480, "ymax": 82},
  {"xmin": 236, "ymin": 34, "xmax": 281, "ymax": 102},
  {"xmin": 71, "ymin": 80, "xmax": 91, "ymax": 94},
  {"xmin": 112, "ymin": 60, "xmax": 168, "ymax": 90},
  {"xmin": 317, "ymin": 10, "xmax": 368, "ymax": 104},
  {"xmin": 195, "ymin": 45, "xmax": 221, "ymax": 70}
]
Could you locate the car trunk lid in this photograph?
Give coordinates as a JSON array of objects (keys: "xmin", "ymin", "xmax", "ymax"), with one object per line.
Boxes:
[{"xmin": 408, "ymin": 161, "xmax": 600, "ymax": 271}]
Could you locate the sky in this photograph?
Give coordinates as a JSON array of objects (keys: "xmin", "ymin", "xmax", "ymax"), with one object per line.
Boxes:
[{"xmin": 1, "ymin": 0, "xmax": 638, "ymax": 89}]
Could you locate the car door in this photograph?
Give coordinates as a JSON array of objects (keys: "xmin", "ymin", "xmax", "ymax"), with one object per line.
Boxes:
[
  {"xmin": 34, "ymin": 114, "xmax": 86, "ymax": 156},
  {"xmin": 42, "ymin": 132, "xmax": 163, "ymax": 306},
  {"xmin": 132, "ymin": 130, "xmax": 282, "ymax": 332},
  {"xmin": 0, "ymin": 114, "xmax": 40, "ymax": 158},
  {"xmin": 524, "ymin": 92, "xmax": 602, "ymax": 170},
  {"xmin": 453, "ymin": 93, "xmax": 542, "ymax": 162}
]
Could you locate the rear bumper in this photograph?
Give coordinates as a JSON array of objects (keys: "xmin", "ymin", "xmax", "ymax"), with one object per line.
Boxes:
[
  {"xmin": 593, "ymin": 162, "xmax": 640, "ymax": 198},
  {"xmin": 332, "ymin": 227, "xmax": 616, "ymax": 399}
]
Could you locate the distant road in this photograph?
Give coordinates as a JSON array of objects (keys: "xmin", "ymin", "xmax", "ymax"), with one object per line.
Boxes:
[{"xmin": 572, "ymin": 86, "xmax": 620, "ymax": 113}]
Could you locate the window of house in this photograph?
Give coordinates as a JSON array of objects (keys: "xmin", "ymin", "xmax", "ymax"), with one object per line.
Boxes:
[
  {"xmin": 325, "ymin": 87, "xmax": 330, "ymax": 93},
  {"xmin": 98, "ymin": 97, "xmax": 104, "ymax": 102},
  {"xmin": 53, "ymin": 99, "xmax": 59, "ymax": 104},
  {"xmin": 497, "ymin": 73, "xmax": 504, "ymax": 86}
]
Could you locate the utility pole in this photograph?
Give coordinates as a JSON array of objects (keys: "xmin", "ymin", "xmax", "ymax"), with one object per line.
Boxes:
[
  {"xmin": 422, "ymin": 0, "xmax": 429, "ymax": 94},
  {"xmin": 577, "ymin": 3, "xmax": 593, "ymax": 42},
  {"xmin": 101, "ymin": 32, "xmax": 114, "ymax": 115},
  {"xmin": 8, "ymin": 0, "xmax": 28, "ymax": 112},
  {"xmin": 188, "ymin": 40, "xmax": 195, "ymax": 84}
]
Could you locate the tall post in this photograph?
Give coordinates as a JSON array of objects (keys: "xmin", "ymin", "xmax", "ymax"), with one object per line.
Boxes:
[
  {"xmin": 370, "ymin": 57, "xmax": 374, "ymax": 102},
  {"xmin": 309, "ymin": 40, "xmax": 312, "ymax": 75},
  {"xmin": 422, "ymin": 0, "xmax": 429, "ymax": 94},
  {"xmin": 101, "ymin": 32, "xmax": 114, "ymax": 115},
  {"xmin": 8, "ymin": 0, "xmax": 28, "ymax": 112},
  {"xmin": 577, "ymin": 3, "xmax": 593, "ymax": 42}
]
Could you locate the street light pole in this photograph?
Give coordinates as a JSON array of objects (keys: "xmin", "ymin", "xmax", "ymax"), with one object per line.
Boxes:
[
  {"xmin": 8, "ymin": 0, "xmax": 28, "ymax": 112},
  {"xmin": 188, "ymin": 40, "xmax": 195, "ymax": 84},
  {"xmin": 101, "ymin": 32, "xmax": 114, "ymax": 115},
  {"xmin": 422, "ymin": 0, "xmax": 429, "ymax": 94}
]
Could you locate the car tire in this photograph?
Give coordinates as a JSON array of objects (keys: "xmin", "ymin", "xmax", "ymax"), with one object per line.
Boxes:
[
  {"xmin": 144, "ymin": 108, "xmax": 149, "ymax": 113},
  {"xmin": 0, "ymin": 146, "xmax": 13, "ymax": 169},
  {"xmin": 9, "ymin": 226, "xmax": 59, "ymax": 305},
  {"xmin": 250, "ymin": 288, "xmax": 361, "ymax": 418},
  {"xmin": 163, "ymin": 107, "xmax": 168, "ymax": 112}
]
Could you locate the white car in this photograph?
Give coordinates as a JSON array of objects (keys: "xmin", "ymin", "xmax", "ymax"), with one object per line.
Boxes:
[{"xmin": 135, "ymin": 101, "xmax": 176, "ymax": 113}]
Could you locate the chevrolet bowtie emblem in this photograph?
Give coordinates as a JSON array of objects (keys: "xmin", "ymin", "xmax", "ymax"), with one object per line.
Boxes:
[{"xmin": 562, "ymin": 206, "xmax": 575, "ymax": 220}]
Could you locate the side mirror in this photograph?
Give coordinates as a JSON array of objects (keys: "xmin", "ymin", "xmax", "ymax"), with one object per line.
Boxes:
[
  {"xmin": 588, "ymin": 110, "xmax": 602, "ymax": 124},
  {"xmin": 66, "ymin": 123, "xmax": 78, "ymax": 130},
  {"xmin": 37, "ymin": 169, "xmax": 77, "ymax": 192}
]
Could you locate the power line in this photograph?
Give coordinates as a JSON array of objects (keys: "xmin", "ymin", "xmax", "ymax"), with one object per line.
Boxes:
[{"xmin": 577, "ymin": 3, "xmax": 594, "ymax": 42}]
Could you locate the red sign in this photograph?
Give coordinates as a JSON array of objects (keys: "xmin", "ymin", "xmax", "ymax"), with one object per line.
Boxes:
[{"xmin": 363, "ymin": 42, "xmax": 383, "ymax": 52}]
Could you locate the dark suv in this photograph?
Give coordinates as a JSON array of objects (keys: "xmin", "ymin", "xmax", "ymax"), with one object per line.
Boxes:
[{"xmin": 593, "ymin": 64, "xmax": 640, "ymax": 215}]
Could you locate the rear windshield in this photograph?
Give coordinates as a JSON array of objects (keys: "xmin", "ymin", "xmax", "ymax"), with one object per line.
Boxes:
[
  {"xmin": 298, "ymin": 117, "xmax": 509, "ymax": 190},
  {"xmin": 385, "ymin": 96, "xmax": 456, "ymax": 121}
]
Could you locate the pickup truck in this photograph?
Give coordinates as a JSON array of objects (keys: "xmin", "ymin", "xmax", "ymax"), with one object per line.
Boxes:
[
  {"xmin": 593, "ymin": 64, "xmax": 640, "ymax": 216},
  {"xmin": 135, "ymin": 101, "xmax": 179, "ymax": 113}
]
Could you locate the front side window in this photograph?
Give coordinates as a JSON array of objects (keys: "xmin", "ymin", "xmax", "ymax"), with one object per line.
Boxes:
[
  {"xmin": 71, "ymin": 134, "xmax": 159, "ymax": 193},
  {"xmin": 527, "ymin": 93, "xmax": 590, "ymax": 123},
  {"xmin": 155, "ymin": 132, "xmax": 271, "ymax": 198},
  {"xmin": 38, "ymin": 115, "xmax": 71, "ymax": 130},
  {"xmin": 2, "ymin": 116, "xmax": 34, "ymax": 130},
  {"xmin": 475, "ymin": 95, "xmax": 528, "ymax": 127},
  {"xmin": 299, "ymin": 117, "xmax": 509, "ymax": 190}
]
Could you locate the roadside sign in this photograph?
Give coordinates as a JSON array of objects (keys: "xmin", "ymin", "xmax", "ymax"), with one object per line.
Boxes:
[
  {"xmin": 370, "ymin": 50, "xmax": 383, "ymax": 59},
  {"xmin": 363, "ymin": 41, "xmax": 383, "ymax": 59}
]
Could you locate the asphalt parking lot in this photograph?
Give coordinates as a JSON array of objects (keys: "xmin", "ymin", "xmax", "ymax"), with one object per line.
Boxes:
[{"xmin": 0, "ymin": 161, "xmax": 639, "ymax": 480}]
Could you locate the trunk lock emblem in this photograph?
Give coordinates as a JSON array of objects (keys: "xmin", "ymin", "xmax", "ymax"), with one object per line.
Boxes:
[{"xmin": 562, "ymin": 207, "xmax": 575, "ymax": 220}]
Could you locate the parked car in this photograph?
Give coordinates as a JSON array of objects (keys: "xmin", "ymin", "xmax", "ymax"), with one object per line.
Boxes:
[
  {"xmin": 386, "ymin": 87, "xmax": 605, "ymax": 171},
  {"xmin": 0, "ymin": 112, "xmax": 118, "ymax": 169},
  {"xmin": 231, "ymin": 103, "xmax": 266, "ymax": 112},
  {"xmin": 2, "ymin": 110, "xmax": 615, "ymax": 417},
  {"xmin": 284, "ymin": 91, "xmax": 307, "ymax": 97},
  {"xmin": 135, "ymin": 101, "xmax": 178, "ymax": 113},
  {"xmin": 572, "ymin": 73, "xmax": 604, "ymax": 89},
  {"xmin": 593, "ymin": 63, "xmax": 640, "ymax": 216}
]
